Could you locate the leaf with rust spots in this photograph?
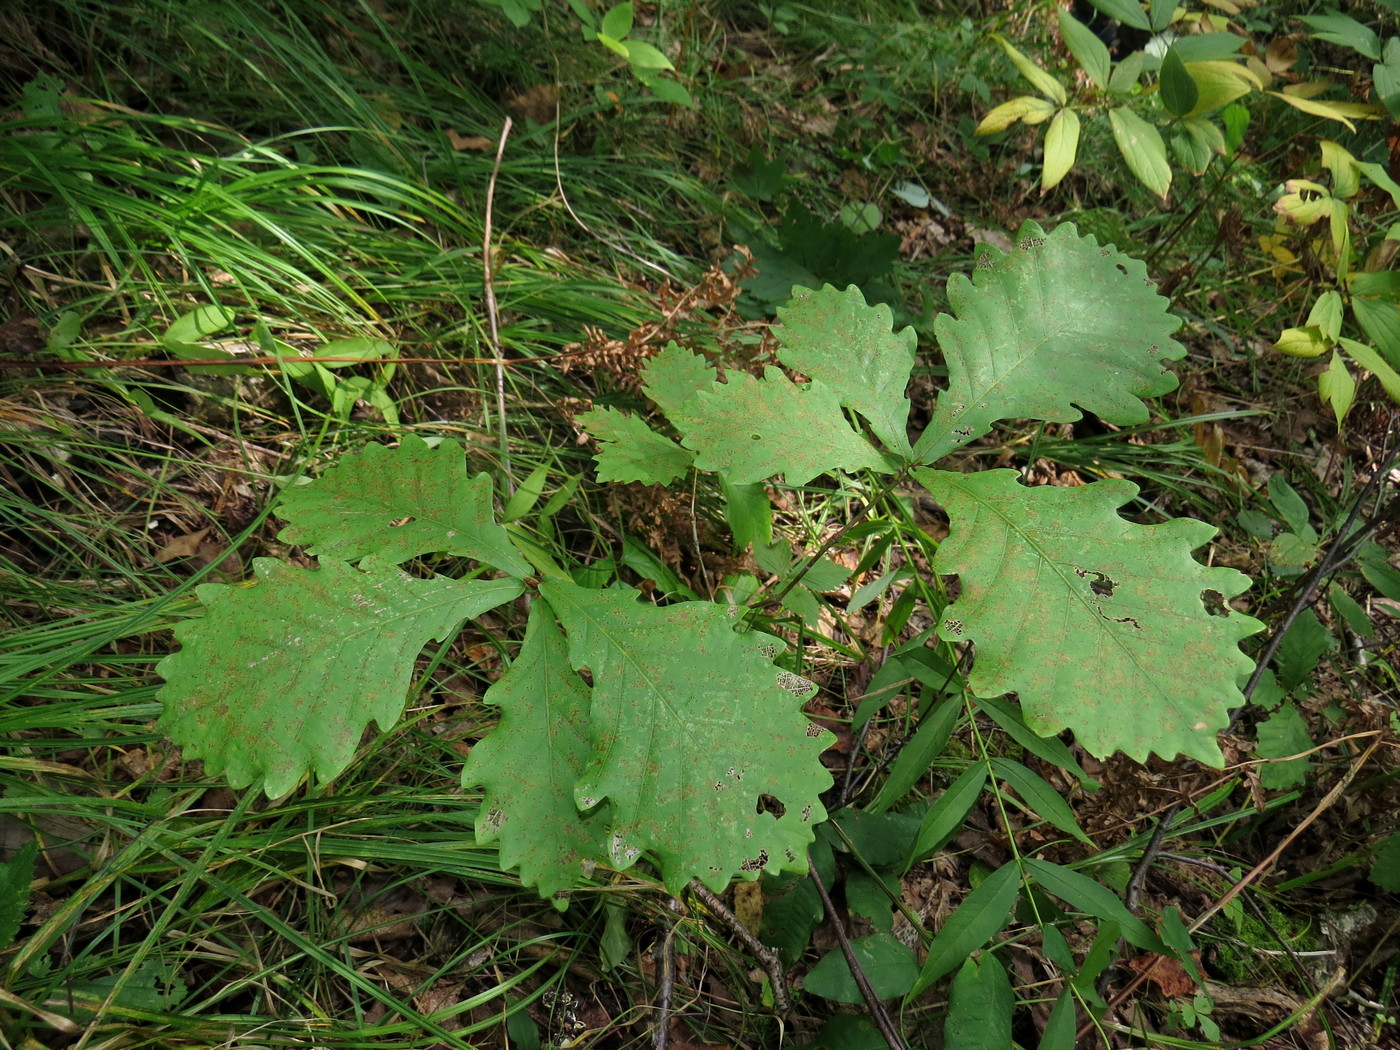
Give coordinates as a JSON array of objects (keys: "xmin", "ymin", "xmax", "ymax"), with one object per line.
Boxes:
[
  {"xmin": 276, "ymin": 434, "xmax": 530, "ymax": 577},
  {"xmin": 540, "ymin": 580, "xmax": 832, "ymax": 893},
  {"xmin": 918, "ymin": 468, "xmax": 1261, "ymax": 766},
  {"xmin": 463, "ymin": 602, "xmax": 608, "ymax": 908},
  {"xmin": 157, "ymin": 557, "xmax": 522, "ymax": 796}
]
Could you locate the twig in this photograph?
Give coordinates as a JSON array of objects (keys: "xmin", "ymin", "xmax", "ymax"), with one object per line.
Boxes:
[
  {"xmin": 654, "ymin": 897, "xmax": 680, "ymax": 1050},
  {"xmin": 1080, "ymin": 737, "xmax": 1384, "ymax": 1043},
  {"xmin": 483, "ymin": 116, "xmax": 513, "ymax": 492},
  {"xmin": 807, "ymin": 857, "xmax": 907, "ymax": 1050},
  {"xmin": 687, "ymin": 879, "xmax": 791, "ymax": 1014},
  {"xmin": 1232, "ymin": 440, "xmax": 1400, "ymax": 727}
]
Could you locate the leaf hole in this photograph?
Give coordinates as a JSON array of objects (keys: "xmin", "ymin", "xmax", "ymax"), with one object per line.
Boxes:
[
  {"xmin": 1075, "ymin": 568, "xmax": 1116, "ymax": 597},
  {"xmin": 759, "ymin": 642, "xmax": 780, "ymax": 659},
  {"xmin": 1099, "ymin": 247, "xmax": 1112, "ymax": 257},
  {"xmin": 944, "ymin": 618, "xmax": 964, "ymax": 636},
  {"xmin": 805, "ymin": 722, "xmax": 825, "ymax": 738},
  {"xmin": 483, "ymin": 807, "xmax": 505, "ymax": 832},
  {"xmin": 1147, "ymin": 344, "xmax": 1159, "ymax": 356},
  {"xmin": 1202, "ymin": 589, "xmax": 1231, "ymax": 617},
  {"xmin": 976, "ymin": 253, "xmax": 995, "ymax": 270},
  {"xmin": 801, "ymin": 805, "xmax": 812, "ymax": 823},
  {"xmin": 757, "ymin": 794, "xmax": 786, "ymax": 818},
  {"xmin": 740, "ymin": 849, "xmax": 770, "ymax": 872},
  {"xmin": 388, "ymin": 516, "xmax": 415, "ymax": 527},
  {"xmin": 1018, "ymin": 236, "xmax": 1045, "ymax": 251},
  {"xmin": 777, "ymin": 670, "xmax": 814, "ymax": 695},
  {"xmin": 578, "ymin": 795, "xmax": 598, "ymax": 809}
]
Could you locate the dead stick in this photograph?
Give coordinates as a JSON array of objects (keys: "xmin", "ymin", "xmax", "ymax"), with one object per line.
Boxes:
[
  {"xmin": 687, "ymin": 879, "xmax": 791, "ymax": 1014},
  {"xmin": 483, "ymin": 116, "xmax": 513, "ymax": 491},
  {"xmin": 807, "ymin": 858, "xmax": 907, "ymax": 1050},
  {"xmin": 653, "ymin": 897, "xmax": 680, "ymax": 1050},
  {"xmin": 1079, "ymin": 737, "xmax": 1384, "ymax": 1043}
]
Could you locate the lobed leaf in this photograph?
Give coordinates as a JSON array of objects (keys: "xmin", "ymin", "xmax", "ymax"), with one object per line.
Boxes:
[
  {"xmin": 464, "ymin": 602, "xmax": 609, "ymax": 907},
  {"xmin": 672, "ymin": 367, "xmax": 892, "ymax": 485},
  {"xmin": 918, "ymin": 468, "xmax": 1261, "ymax": 766},
  {"xmin": 540, "ymin": 580, "xmax": 833, "ymax": 893},
  {"xmin": 577, "ymin": 406, "xmax": 695, "ymax": 484},
  {"xmin": 775, "ymin": 284, "xmax": 916, "ymax": 455},
  {"xmin": 157, "ymin": 558, "xmax": 523, "ymax": 797},
  {"xmin": 913, "ymin": 220, "xmax": 1184, "ymax": 463},
  {"xmin": 640, "ymin": 341, "xmax": 716, "ymax": 415},
  {"xmin": 276, "ymin": 435, "xmax": 531, "ymax": 577}
]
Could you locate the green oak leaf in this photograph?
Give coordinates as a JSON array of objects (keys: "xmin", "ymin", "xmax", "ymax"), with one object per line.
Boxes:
[
  {"xmin": 641, "ymin": 341, "xmax": 715, "ymax": 416},
  {"xmin": 913, "ymin": 220, "xmax": 1184, "ymax": 464},
  {"xmin": 463, "ymin": 601, "xmax": 609, "ymax": 907},
  {"xmin": 918, "ymin": 468, "xmax": 1260, "ymax": 766},
  {"xmin": 775, "ymin": 284, "xmax": 916, "ymax": 455},
  {"xmin": 157, "ymin": 557, "xmax": 523, "ymax": 796},
  {"xmin": 540, "ymin": 579, "xmax": 832, "ymax": 893},
  {"xmin": 577, "ymin": 406, "xmax": 695, "ymax": 485},
  {"xmin": 672, "ymin": 367, "xmax": 892, "ymax": 485},
  {"xmin": 276, "ymin": 435, "xmax": 530, "ymax": 577}
]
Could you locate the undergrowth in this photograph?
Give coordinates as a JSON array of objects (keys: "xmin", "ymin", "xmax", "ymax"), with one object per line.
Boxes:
[{"xmin": 2, "ymin": 1, "xmax": 1400, "ymax": 1048}]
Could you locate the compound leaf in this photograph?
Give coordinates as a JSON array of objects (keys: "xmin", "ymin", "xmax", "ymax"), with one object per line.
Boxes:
[
  {"xmin": 540, "ymin": 579, "xmax": 832, "ymax": 893},
  {"xmin": 672, "ymin": 368, "xmax": 892, "ymax": 485},
  {"xmin": 463, "ymin": 601, "xmax": 608, "ymax": 907},
  {"xmin": 577, "ymin": 406, "xmax": 695, "ymax": 485},
  {"xmin": 913, "ymin": 221, "xmax": 1184, "ymax": 463},
  {"xmin": 775, "ymin": 285, "xmax": 916, "ymax": 455},
  {"xmin": 276, "ymin": 435, "xmax": 530, "ymax": 577},
  {"xmin": 918, "ymin": 468, "xmax": 1261, "ymax": 766},
  {"xmin": 157, "ymin": 558, "xmax": 523, "ymax": 796}
]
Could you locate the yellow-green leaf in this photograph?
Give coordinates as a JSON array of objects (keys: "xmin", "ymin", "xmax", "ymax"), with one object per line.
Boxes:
[
  {"xmin": 1340, "ymin": 337, "xmax": 1400, "ymax": 402},
  {"xmin": 1109, "ymin": 107, "xmax": 1171, "ymax": 199},
  {"xmin": 1183, "ymin": 60, "xmax": 1260, "ymax": 116},
  {"xmin": 1274, "ymin": 324, "xmax": 1331, "ymax": 358},
  {"xmin": 991, "ymin": 33, "xmax": 1067, "ymax": 105},
  {"xmin": 1042, "ymin": 108, "xmax": 1080, "ymax": 192},
  {"xmin": 976, "ymin": 96, "xmax": 1057, "ymax": 135},
  {"xmin": 1308, "ymin": 290, "xmax": 1345, "ymax": 342},
  {"xmin": 1268, "ymin": 91, "xmax": 1384, "ymax": 132},
  {"xmin": 1317, "ymin": 350, "xmax": 1356, "ymax": 426},
  {"xmin": 1320, "ymin": 140, "xmax": 1361, "ymax": 199},
  {"xmin": 623, "ymin": 39, "xmax": 673, "ymax": 70}
]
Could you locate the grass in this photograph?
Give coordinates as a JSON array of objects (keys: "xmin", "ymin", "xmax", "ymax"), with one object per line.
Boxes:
[{"xmin": 3, "ymin": 0, "xmax": 1400, "ymax": 1046}]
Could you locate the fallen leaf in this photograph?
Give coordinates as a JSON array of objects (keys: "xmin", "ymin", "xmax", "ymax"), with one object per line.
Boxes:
[
  {"xmin": 155, "ymin": 527, "xmax": 212, "ymax": 564},
  {"xmin": 447, "ymin": 130, "xmax": 494, "ymax": 151},
  {"xmin": 1128, "ymin": 952, "xmax": 1204, "ymax": 998}
]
